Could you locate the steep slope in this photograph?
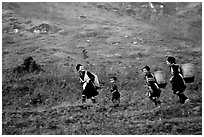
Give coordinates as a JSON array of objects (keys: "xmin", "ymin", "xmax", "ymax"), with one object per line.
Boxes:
[{"xmin": 2, "ymin": 2, "xmax": 202, "ymax": 135}]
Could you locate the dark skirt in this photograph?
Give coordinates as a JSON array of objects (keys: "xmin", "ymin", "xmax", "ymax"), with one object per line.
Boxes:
[
  {"xmin": 149, "ymin": 83, "xmax": 161, "ymax": 98},
  {"xmin": 82, "ymin": 81, "xmax": 99, "ymax": 99},
  {"xmin": 171, "ymin": 75, "xmax": 186, "ymax": 93}
]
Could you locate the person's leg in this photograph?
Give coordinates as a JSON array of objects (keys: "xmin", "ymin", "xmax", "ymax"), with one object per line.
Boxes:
[
  {"xmin": 82, "ymin": 95, "xmax": 86, "ymax": 103},
  {"xmin": 112, "ymin": 95, "xmax": 116, "ymax": 106},
  {"xmin": 114, "ymin": 98, "xmax": 120, "ymax": 107},
  {"xmin": 113, "ymin": 100, "xmax": 119, "ymax": 107},
  {"xmin": 173, "ymin": 90, "xmax": 188, "ymax": 104},
  {"xmin": 149, "ymin": 96, "xmax": 161, "ymax": 106},
  {"xmin": 112, "ymin": 96, "xmax": 119, "ymax": 107},
  {"xmin": 112, "ymin": 99, "xmax": 116, "ymax": 107},
  {"xmin": 91, "ymin": 96, "xmax": 96, "ymax": 103},
  {"xmin": 150, "ymin": 87, "xmax": 161, "ymax": 106},
  {"xmin": 156, "ymin": 99, "xmax": 161, "ymax": 105},
  {"xmin": 155, "ymin": 87, "xmax": 162, "ymax": 105},
  {"xmin": 150, "ymin": 96, "xmax": 156, "ymax": 105},
  {"xmin": 146, "ymin": 86, "xmax": 152, "ymax": 97},
  {"xmin": 112, "ymin": 92, "xmax": 117, "ymax": 107},
  {"xmin": 118, "ymin": 97, "xmax": 120, "ymax": 104},
  {"xmin": 173, "ymin": 90, "xmax": 180, "ymax": 102},
  {"xmin": 178, "ymin": 92, "xmax": 188, "ymax": 104},
  {"xmin": 115, "ymin": 92, "xmax": 120, "ymax": 107}
]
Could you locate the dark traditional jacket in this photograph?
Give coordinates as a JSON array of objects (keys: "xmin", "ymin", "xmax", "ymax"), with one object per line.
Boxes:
[
  {"xmin": 110, "ymin": 82, "xmax": 120, "ymax": 100},
  {"xmin": 145, "ymin": 72, "xmax": 157, "ymax": 86},
  {"xmin": 169, "ymin": 64, "xmax": 186, "ymax": 92},
  {"xmin": 78, "ymin": 71, "xmax": 98, "ymax": 99},
  {"xmin": 79, "ymin": 71, "xmax": 95, "ymax": 85},
  {"xmin": 111, "ymin": 83, "xmax": 118, "ymax": 93}
]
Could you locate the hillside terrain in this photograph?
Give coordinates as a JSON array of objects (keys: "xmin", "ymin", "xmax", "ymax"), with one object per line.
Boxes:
[{"xmin": 2, "ymin": 2, "xmax": 202, "ymax": 135}]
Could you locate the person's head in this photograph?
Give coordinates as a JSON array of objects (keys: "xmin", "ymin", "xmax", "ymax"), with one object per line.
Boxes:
[
  {"xmin": 110, "ymin": 76, "xmax": 117, "ymax": 83},
  {"xmin": 142, "ymin": 66, "xmax": 150, "ymax": 75},
  {"xmin": 166, "ymin": 56, "xmax": 176, "ymax": 65},
  {"xmin": 76, "ymin": 64, "xmax": 85, "ymax": 72}
]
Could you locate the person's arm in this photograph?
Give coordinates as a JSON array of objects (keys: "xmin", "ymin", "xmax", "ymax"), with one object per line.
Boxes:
[
  {"xmin": 169, "ymin": 76, "xmax": 174, "ymax": 83},
  {"xmin": 144, "ymin": 75, "xmax": 148, "ymax": 84},
  {"xmin": 170, "ymin": 65, "xmax": 174, "ymax": 75},
  {"xmin": 111, "ymin": 84, "xmax": 117, "ymax": 92},
  {"xmin": 79, "ymin": 77, "xmax": 84, "ymax": 85},
  {"xmin": 79, "ymin": 72, "xmax": 85, "ymax": 84}
]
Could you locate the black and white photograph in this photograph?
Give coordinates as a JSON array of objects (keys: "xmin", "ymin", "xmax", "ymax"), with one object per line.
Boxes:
[{"xmin": 2, "ymin": 1, "xmax": 202, "ymax": 135}]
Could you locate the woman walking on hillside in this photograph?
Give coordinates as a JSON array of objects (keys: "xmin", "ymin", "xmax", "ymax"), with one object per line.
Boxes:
[
  {"xmin": 142, "ymin": 66, "xmax": 162, "ymax": 106},
  {"xmin": 166, "ymin": 57, "xmax": 189, "ymax": 104},
  {"xmin": 76, "ymin": 64, "xmax": 99, "ymax": 104}
]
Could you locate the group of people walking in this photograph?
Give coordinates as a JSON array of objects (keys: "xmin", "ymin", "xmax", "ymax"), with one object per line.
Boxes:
[
  {"xmin": 142, "ymin": 56, "xmax": 189, "ymax": 107},
  {"xmin": 76, "ymin": 56, "xmax": 190, "ymax": 108},
  {"xmin": 76, "ymin": 64, "xmax": 120, "ymax": 107}
]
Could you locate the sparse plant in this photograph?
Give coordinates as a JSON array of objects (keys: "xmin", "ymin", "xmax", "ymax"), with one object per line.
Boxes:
[{"xmin": 82, "ymin": 49, "xmax": 88, "ymax": 59}]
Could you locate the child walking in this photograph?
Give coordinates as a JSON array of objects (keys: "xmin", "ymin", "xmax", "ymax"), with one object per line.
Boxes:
[
  {"xmin": 142, "ymin": 66, "xmax": 162, "ymax": 106},
  {"xmin": 110, "ymin": 76, "xmax": 120, "ymax": 107}
]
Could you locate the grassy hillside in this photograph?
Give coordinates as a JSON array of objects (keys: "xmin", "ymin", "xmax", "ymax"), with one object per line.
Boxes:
[{"xmin": 2, "ymin": 2, "xmax": 202, "ymax": 135}]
